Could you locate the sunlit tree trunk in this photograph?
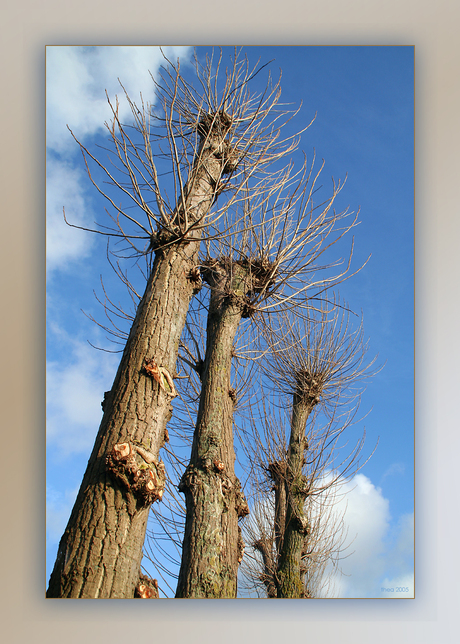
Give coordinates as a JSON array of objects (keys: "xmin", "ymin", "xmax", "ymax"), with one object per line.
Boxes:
[
  {"xmin": 176, "ymin": 260, "xmax": 250, "ymax": 598},
  {"xmin": 275, "ymin": 388, "xmax": 313, "ymax": 598},
  {"xmin": 253, "ymin": 536, "xmax": 277, "ymax": 598}
]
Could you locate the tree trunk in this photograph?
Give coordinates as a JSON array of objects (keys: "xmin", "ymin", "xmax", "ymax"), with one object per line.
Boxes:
[
  {"xmin": 276, "ymin": 390, "xmax": 313, "ymax": 598},
  {"xmin": 253, "ymin": 537, "xmax": 277, "ymax": 598},
  {"xmin": 176, "ymin": 261, "xmax": 250, "ymax": 598},
  {"xmin": 47, "ymin": 115, "xmax": 235, "ymax": 598}
]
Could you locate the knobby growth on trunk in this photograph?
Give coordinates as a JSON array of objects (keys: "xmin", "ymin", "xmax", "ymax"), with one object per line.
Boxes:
[{"xmin": 275, "ymin": 383, "xmax": 317, "ymax": 597}]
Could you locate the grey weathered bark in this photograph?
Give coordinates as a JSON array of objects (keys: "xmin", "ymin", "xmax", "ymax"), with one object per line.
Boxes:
[
  {"xmin": 251, "ymin": 386, "xmax": 316, "ymax": 598},
  {"xmin": 175, "ymin": 259, "xmax": 251, "ymax": 598},
  {"xmin": 47, "ymin": 114, "xmax": 235, "ymax": 598},
  {"xmin": 275, "ymin": 381, "xmax": 317, "ymax": 598},
  {"xmin": 253, "ymin": 536, "xmax": 277, "ymax": 598}
]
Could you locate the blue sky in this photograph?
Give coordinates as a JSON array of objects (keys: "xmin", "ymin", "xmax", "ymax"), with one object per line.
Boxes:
[{"xmin": 46, "ymin": 46, "xmax": 414, "ymax": 598}]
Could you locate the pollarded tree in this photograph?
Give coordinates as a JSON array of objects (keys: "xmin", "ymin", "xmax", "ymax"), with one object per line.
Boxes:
[
  {"xmin": 47, "ymin": 48, "xmax": 302, "ymax": 599},
  {"xmin": 239, "ymin": 301, "xmax": 378, "ymax": 598},
  {"xmin": 241, "ymin": 455, "xmax": 350, "ymax": 598},
  {"xmin": 174, "ymin": 157, "xmax": 361, "ymax": 597}
]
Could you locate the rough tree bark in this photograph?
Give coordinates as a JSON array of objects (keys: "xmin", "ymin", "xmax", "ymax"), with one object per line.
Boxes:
[
  {"xmin": 275, "ymin": 379, "xmax": 318, "ymax": 598},
  {"xmin": 253, "ymin": 536, "xmax": 277, "ymax": 598},
  {"xmin": 175, "ymin": 259, "xmax": 252, "ymax": 598},
  {"xmin": 253, "ymin": 379, "xmax": 317, "ymax": 598},
  {"xmin": 47, "ymin": 113, "xmax": 236, "ymax": 598}
]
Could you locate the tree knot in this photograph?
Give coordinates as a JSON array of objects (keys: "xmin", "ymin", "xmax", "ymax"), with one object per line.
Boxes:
[
  {"xmin": 135, "ymin": 574, "xmax": 159, "ymax": 599},
  {"xmin": 294, "ymin": 369, "xmax": 324, "ymax": 406},
  {"xmin": 106, "ymin": 442, "xmax": 166, "ymax": 506},
  {"xmin": 144, "ymin": 358, "xmax": 177, "ymax": 397}
]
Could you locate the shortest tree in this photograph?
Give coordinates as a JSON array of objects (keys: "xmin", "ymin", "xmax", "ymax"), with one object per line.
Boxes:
[{"xmin": 239, "ymin": 300, "xmax": 378, "ymax": 598}]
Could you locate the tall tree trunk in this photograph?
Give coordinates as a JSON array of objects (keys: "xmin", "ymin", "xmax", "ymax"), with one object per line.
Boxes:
[
  {"xmin": 176, "ymin": 260, "xmax": 250, "ymax": 598},
  {"xmin": 276, "ymin": 387, "xmax": 315, "ymax": 598},
  {"xmin": 47, "ymin": 115, "xmax": 235, "ymax": 598}
]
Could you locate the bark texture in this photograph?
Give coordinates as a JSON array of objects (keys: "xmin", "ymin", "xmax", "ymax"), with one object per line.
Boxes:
[
  {"xmin": 257, "ymin": 376, "xmax": 319, "ymax": 598},
  {"xmin": 176, "ymin": 261, "xmax": 250, "ymax": 598},
  {"xmin": 253, "ymin": 537, "xmax": 277, "ymax": 598},
  {"xmin": 276, "ymin": 386, "xmax": 316, "ymax": 598},
  {"xmin": 47, "ymin": 114, "xmax": 235, "ymax": 598}
]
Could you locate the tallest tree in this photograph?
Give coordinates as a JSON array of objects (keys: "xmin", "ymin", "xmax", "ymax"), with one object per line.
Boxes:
[{"xmin": 47, "ymin": 48, "xmax": 300, "ymax": 598}]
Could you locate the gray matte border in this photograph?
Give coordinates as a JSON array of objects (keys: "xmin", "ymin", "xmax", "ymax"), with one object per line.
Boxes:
[{"xmin": 2, "ymin": 1, "xmax": 456, "ymax": 643}]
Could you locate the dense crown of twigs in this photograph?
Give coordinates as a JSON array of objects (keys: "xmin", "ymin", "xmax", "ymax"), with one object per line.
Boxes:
[
  {"xmin": 77, "ymin": 46, "xmax": 365, "ymax": 356},
  {"xmin": 262, "ymin": 298, "xmax": 378, "ymax": 415},
  {"xmin": 64, "ymin": 48, "xmax": 307, "ymax": 261}
]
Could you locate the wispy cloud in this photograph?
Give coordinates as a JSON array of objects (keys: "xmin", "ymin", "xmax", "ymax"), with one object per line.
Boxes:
[
  {"xmin": 46, "ymin": 325, "xmax": 119, "ymax": 583},
  {"xmin": 46, "ymin": 157, "xmax": 96, "ymax": 272},
  {"xmin": 329, "ymin": 474, "xmax": 414, "ymax": 598},
  {"xmin": 46, "ymin": 328, "xmax": 118, "ymax": 457},
  {"xmin": 381, "ymin": 461, "xmax": 406, "ymax": 481},
  {"xmin": 46, "ymin": 46, "xmax": 191, "ymax": 272},
  {"xmin": 46, "ymin": 46, "xmax": 191, "ymax": 153}
]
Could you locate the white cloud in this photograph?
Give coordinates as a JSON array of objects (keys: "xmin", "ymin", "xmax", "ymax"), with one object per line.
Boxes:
[
  {"xmin": 46, "ymin": 484, "xmax": 79, "ymax": 544},
  {"xmin": 47, "ymin": 332, "xmax": 118, "ymax": 456},
  {"xmin": 46, "ymin": 157, "xmax": 96, "ymax": 272},
  {"xmin": 331, "ymin": 474, "xmax": 390, "ymax": 597},
  {"xmin": 46, "ymin": 46, "xmax": 192, "ymax": 154},
  {"xmin": 323, "ymin": 474, "xmax": 414, "ymax": 598},
  {"xmin": 46, "ymin": 45, "xmax": 192, "ymax": 272}
]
